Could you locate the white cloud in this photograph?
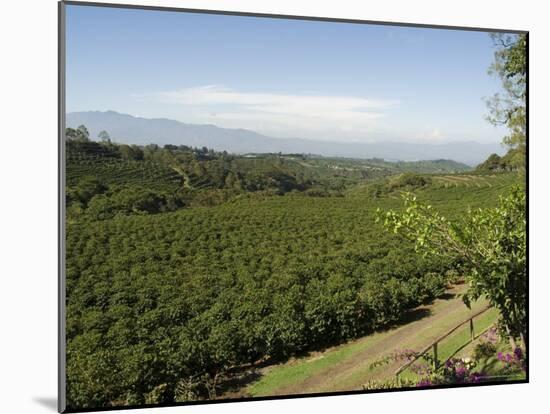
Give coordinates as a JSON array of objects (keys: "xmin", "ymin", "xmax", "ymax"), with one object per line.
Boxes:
[
  {"xmin": 410, "ymin": 125, "xmax": 446, "ymax": 143},
  {"xmin": 138, "ymin": 85, "xmax": 400, "ymax": 140}
]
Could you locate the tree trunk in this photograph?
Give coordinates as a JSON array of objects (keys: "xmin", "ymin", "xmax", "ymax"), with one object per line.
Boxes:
[
  {"xmin": 206, "ymin": 371, "xmax": 220, "ymax": 400},
  {"xmin": 519, "ymin": 331, "xmax": 526, "ymax": 350},
  {"xmin": 505, "ymin": 324, "xmax": 517, "ymax": 349}
]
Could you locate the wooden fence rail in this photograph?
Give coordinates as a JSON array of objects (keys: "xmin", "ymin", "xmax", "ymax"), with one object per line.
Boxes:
[{"xmin": 395, "ymin": 305, "xmax": 493, "ymax": 379}]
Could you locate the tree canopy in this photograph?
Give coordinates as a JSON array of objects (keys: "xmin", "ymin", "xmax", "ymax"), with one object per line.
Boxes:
[
  {"xmin": 486, "ymin": 33, "xmax": 527, "ymax": 157},
  {"xmin": 66, "ymin": 125, "xmax": 91, "ymax": 142}
]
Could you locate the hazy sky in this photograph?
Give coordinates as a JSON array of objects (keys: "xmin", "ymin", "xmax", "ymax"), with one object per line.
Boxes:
[{"xmin": 66, "ymin": 4, "xmax": 512, "ymax": 144}]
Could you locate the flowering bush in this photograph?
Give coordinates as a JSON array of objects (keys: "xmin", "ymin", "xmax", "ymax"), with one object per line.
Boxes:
[
  {"xmin": 497, "ymin": 347, "xmax": 526, "ymax": 374},
  {"xmin": 363, "ymin": 338, "xmax": 526, "ymax": 391},
  {"xmin": 415, "ymin": 356, "xmax": 485, "ymax": 387},
  {"xmin": 481, "ymin": 326, "xmax": 499, "ymax": 344}
]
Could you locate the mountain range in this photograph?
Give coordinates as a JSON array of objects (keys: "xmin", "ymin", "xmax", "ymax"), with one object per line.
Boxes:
[{"xmin": 66, "ymin": 111, "xmax": 504, "ymax": 165}]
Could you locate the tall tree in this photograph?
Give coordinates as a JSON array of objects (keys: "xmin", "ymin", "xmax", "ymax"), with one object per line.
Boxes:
[
  {"xmin": 486, "ymin": 33, "xmax": 527, "ymax": 154},
  {"xmin": 77, "ymin": 125, "xmax": 90, "ymax": 141},
  {"xmin": 66, "ymin": 126, "xmax": 90, "ymax": 142},
  {"xmin": 65, "ymin": 127, "xmax": 79, "ymax": 141},
  {"xmin": 98, "ymin": 130, "xmax": 111, "ymax": 143}
]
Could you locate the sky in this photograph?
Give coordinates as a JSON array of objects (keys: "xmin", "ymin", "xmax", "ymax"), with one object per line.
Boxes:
[{"xmin": 66, "ymin": 4, "xmax": 513, "ymax": 145}]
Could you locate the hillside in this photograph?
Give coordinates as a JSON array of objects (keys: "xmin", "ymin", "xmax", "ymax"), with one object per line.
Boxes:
[
  {"xmin": 65, "ymin": 135, "xmax": 524, "ymax": 407},
  {"xmin": 66, "ymin": 111, "xmax": 503, "ymax": 165},
  {"xmin": 65, "ymin": 138, "xmax": 473, "ymax": 222}
]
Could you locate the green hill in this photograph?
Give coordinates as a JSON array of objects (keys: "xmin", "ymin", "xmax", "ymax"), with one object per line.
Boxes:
[
  {"xmin": 65, "ymin": 139, "xmax": 523, "ymax": 407},
  {"xmin": 66, "ymin": 139, "xmax": 476, "ymax": 222}
]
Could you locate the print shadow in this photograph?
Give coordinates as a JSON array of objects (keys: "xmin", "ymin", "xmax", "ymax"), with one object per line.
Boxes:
[{"xmin": 33, "ymin": 396, "xmax": 57, "ymax": 412}]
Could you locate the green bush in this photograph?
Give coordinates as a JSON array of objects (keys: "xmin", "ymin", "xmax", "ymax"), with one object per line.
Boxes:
[
  {"xmin": 388, "ymin": 173, "xmax": 431, "ymax": 190},
  {"xmin": 473, "ymin": 341, "xmax": 498, "ymax": 362}
]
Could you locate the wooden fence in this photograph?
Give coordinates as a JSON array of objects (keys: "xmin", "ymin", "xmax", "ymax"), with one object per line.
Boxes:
[{"xmin": 395, "ymin": 305, "xmax": 493, "ymax": 379}]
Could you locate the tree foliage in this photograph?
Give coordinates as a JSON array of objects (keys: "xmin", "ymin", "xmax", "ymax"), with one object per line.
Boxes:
[
  {"xmin": 98, "ymin": 130, "xmax": 111, "ymax": 143},
  {"xmin": 476, "ymin": 148, "xmax": 526, "ymax": 172},
  {"xmin": 486, "ymin": 33, "xmax": 527, "ymax": 154},
  {"xmin": 66, "ymin": 125, "xmax": 91, "ymax": 142},
  {"xmin": 377, "ymin": 187, "xmax": 526, "ymax": 346}
]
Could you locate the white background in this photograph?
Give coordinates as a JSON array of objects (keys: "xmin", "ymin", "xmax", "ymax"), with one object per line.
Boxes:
[{"xmin": 0, "ymin": 0, "xmax": 546, "ymax": 413}]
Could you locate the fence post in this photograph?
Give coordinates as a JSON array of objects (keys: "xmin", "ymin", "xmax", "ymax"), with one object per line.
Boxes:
[
  {"xmin": 433, "ymin": 343, "xmax": 438, "ymax": 370},
  {"xmin": 470, "ymin": 318, "xmax": 475, "ymax": 341}
]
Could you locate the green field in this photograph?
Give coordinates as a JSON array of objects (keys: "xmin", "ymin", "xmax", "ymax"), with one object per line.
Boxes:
[{"xmin": 65, "ymin": 138, "xmax": 524, "ymax": 409}]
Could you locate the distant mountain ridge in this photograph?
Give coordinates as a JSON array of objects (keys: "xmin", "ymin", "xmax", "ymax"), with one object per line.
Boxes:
[{"xmin": 66, "ymin": 111, "xmax": 504, "ymax": 165}]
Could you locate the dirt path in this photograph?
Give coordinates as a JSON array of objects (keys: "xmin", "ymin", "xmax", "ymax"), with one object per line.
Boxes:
[{"xmin": 247, "ymin": 283, "xmax": 493, "ymax": 396}]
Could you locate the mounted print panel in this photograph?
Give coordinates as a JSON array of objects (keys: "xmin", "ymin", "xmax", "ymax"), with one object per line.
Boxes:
[{"xmin": 59, "ymin": 1, "xmax": 528, "ymax": 412}]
